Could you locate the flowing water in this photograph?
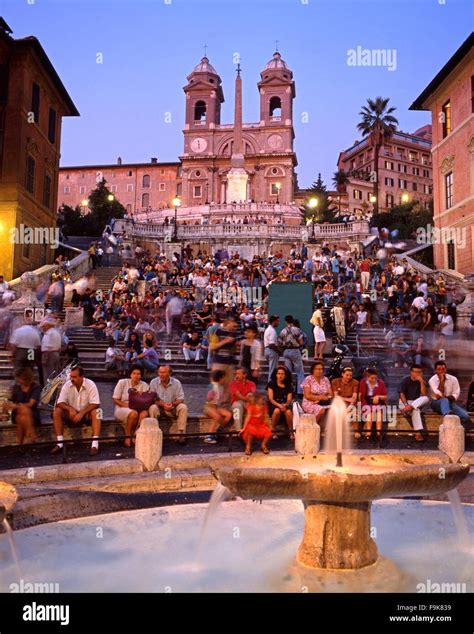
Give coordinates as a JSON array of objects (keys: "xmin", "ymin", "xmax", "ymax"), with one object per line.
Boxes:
[
  {"xmin": 447, "ymin": 488, "xmax": 472, "ymax": 552},
  {"xmin": 2, "ymin": 518, "xmax": 22, "ymax": 581},
  {"xmin": 323, "ymin": 395, "xmax": 352, "ymax": 460},
  {"xmin": 196, "ymin": 482, "xmax": 232, "ymax": 564}
]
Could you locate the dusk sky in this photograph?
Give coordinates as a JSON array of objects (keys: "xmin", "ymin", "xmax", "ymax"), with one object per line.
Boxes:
[{"xmin": 3, "ymin": 0, "xmax": 473, "ymax": 189}]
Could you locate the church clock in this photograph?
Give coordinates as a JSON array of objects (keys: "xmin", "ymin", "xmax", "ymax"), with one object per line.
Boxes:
[{"xmin": 190, "ymin": 137, "xmax": 208, "ymax": 153}]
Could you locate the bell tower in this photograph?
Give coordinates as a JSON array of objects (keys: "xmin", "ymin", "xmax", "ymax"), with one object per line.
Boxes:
[
  {"xmin": 258, "ymin": 51, "xmax": 295, "ymax": 129},
  {"xmin": 183, "ymin": 56, "xmax": 224, "ymax": 131}
]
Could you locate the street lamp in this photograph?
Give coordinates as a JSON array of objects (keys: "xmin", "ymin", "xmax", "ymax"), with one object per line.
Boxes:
[
  {"xmin": 107, "ymin": 194, "xmax": 115, "ymax": 202},
  {"xmin": 308, "ymin": 197, "xmax": 318, "ymax": 241},
  {"xmin": 172, "ymin": 196, "xmax": 181, "ymax": 242},
  {"xmin": 81, "ymin": 199, "xmax": 89, "ymax": 216},
  {"xmin": 369, "ymin": 194, "xmax": 377, "ymax": 204},
  {"xmin": 401, "ymin": 193, "xmax": 410, "ymax": 204},
  {"xmin": 275, "ymin": 182, "xmax": 281, "ymax": 204}
]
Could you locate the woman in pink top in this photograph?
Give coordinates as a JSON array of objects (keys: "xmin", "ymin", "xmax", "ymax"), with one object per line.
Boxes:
[{"xmin": 301, "ymin": 362, "xmax": 333, "ymax": 422}]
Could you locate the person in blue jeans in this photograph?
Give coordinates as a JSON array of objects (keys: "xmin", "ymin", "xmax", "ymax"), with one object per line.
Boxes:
[
  {"xmin": 428, "ymin": 361, "xmax": 473, "ymax": 430},
  {"xmin": 136, "ymin": 341, "xmax": 159, "ymax": 373},
  {"xmin": 278, "ymin": 315, "xmax": 305, "ymax": 397}
]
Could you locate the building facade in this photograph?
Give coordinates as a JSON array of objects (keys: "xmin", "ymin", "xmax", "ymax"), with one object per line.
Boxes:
[
  {"xmin": 180, "ymin": 52, "xmax": 297, "ymax": 206},
  {"xmin": 337, "ymin": 126, "xmax": 433, "ymax": 216},
  {"xmin": 411, "ymin": 33, "xmax": 474, "ymax": 276},
  {"xmin": 58, "ymin": 159, "xmax": 181, "ymax": 215},
  {"xmin": 0, "ymin": 18, "xmax": 78, "ymax": 279}
]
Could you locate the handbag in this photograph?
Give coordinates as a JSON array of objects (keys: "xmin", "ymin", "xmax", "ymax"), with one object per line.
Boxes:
[{"xmin": 128, "ymin": 389, "xmax": 156, "ymax": 412}]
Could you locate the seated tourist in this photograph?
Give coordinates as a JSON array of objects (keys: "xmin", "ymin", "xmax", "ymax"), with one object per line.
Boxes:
[
  {"xmin": 105, "ymin": 338, "xmax": 126, "ymax": 376},
  {"xmin": 135, "ymin": 339, "xmax": 159, "ymax": 373},
  {"xmin": 301, "ymin": 361, "xmax": 332, "ymax": 423},
  {"xmin": 124, "ymin": 332, "xmax": 142, "ymax": 369},
  {"xmin": 429, "ymin": 362, "xmax": 473, "ymax": 430},
  {"xmin": 149, "ymin": 365, "xmax": 188, "ymax": 445},
  {"xmin": 51, "ymin": 366, "xmax": 101, "ymax": 456},
  {"xmin": 229, "ymin": 367, "xmax": 256, "ymax": 431},
  {"xmin": 266, "ymin": 365, "xmax": 294, "ymax": 439},
  {"xmin": 3, "ymin": 367, "xmax": 41, "ymax": 444},
  {"xmin": 467, "ymin": 380, "xmax": 474, "ymax": 413},
  {"xmin": 359, "ymin": 368, "xmax": 388, "ymax": 442},
  {"xmin": 88, "ymin": 316, "xmax": 107, "ymax": 340},
  {"xmin": 203, "ymin": 369, "xmax": 233, "ymax": 444},
  {"xmin": 398, "ymin": 364, "xmax": 429, "ymax": 442},
  {"xmin": 182, "ymin": 330, "xmax": 203, "ymax": 363},
  {"xmin": 331, "ymin": 366, "xmax": 359, "ymax": 438},
  {"xmin": 113, "ymin": 364, "xmax": 151, "ymax": 447}
]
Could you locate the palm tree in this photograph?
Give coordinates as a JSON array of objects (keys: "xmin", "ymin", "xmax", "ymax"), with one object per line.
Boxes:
[
  {"xmin": 357, "ymin": 97, "xmax": 398, "ymax": 214},
  {"xmin": 332, "ymin": 170, "xmax": 350, "ymax": 214}
]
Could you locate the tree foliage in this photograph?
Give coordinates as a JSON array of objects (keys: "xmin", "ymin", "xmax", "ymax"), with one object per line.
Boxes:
[
  {"xmin": 300, "ymin": 173, "xmax": 339, "ymax": 224},
  {"xmin": 58, "ymin": 179, "xmax": 126, "ymax": 236},
  {"xmin": 370, "ymin": 200, "xmax": 434, "ymax": 240}
]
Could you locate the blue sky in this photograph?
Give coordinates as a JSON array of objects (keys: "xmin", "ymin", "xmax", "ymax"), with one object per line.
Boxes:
[{"xmin": 3, "ymin": 0, "xmax": 472, "ymax": 188}]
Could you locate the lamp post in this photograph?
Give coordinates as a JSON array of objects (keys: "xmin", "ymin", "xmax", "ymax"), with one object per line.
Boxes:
[
  {"xmin": 401, "ymin": 193, "xmax": 409, "ymax": 204},
  {"xmin": 275, "ymin": 182, "xmax": 281, "ymax": 204},
  {"xmin": 172, "ymin": 196, "xmax": 181, "ymax": 242},
  {"xmin": 308, "ymin": 197, "xmax": 318, "ymax": 242},
  {"xmin": 81, "ymin": 199, "xmax": 89, "ymax": 216}
]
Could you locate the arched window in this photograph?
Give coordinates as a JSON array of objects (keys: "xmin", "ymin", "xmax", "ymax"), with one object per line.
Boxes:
[
  {"xmin": 142, "ymin": 174, "xmax": 150, "ymax": 188},
  {"xmin": 141, "ymin": 193, "xmax": 150, "ymax": 208},
  {"xmin": 269, "ymin": 96, "xmax": 282, "ymax": 118},
  {"xmin": 194, "ymin": 100, "xmax": 207, "ymax": 122}
]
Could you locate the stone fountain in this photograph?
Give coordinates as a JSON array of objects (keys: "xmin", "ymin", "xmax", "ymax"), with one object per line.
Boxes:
[
  {"xmin": 210, "ymin": 398, "xmax": 469, "ymax": 582},
  {"xmin": 0, "ymin": 481, "xmax": 17, "ymax": 524}
]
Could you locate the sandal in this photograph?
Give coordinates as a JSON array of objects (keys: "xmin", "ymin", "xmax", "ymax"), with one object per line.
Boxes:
[
  {"xmin": 272, "ymin": 433, "xmax": 278, "ymax": 440},
  {"xmin": 245, "ymin": 448, "xmax": 252, "ymax": 456},
  {"xmin": 261, "ymin": 447, "xmax": 270, "ymax": 454},
  {"xmin": 289, "ymin": 432, "xmax": 295, "ymax": 441}
]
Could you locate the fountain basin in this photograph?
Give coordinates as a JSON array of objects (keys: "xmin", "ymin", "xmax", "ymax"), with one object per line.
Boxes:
[
  {"xmin": 210, "ymin": 453, "xmax": 469, "ymax": 502},
  {"xmin": 210, "ymin": 453, "xmax": 469, "ymax": 570}
]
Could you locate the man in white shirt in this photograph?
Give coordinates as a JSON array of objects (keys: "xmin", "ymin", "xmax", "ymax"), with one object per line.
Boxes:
[
  {"xmin": 429, "ymin": 361, "xmax": 472, "ymax": 429},
  {"xmin": 393, "ymin": 263, "xmax": 404, "ymax": 277},
  {"xmin": 51, "ymin": 366, "xmax": 101, "ymax": 455},
  {"xmin": 9, "ymin": 323, "xmax": 41, "ymax": 377},
  {"xmin": 105, "ymin": 244, "xmax": 114, "ymax": 266},
  {"xmin": 149, "ymin": 365, "xmax": 188, "ymax": 444},
  {"xmin": 412, "ymin": 292, "xmax": 427, "ymax": 311},
  {"xmin": 40, "ymin": 320, "xmax": 62, "ymax": 380},
  {"xmin": 263, "ymin": 315, "xmax": 280, "ymax": 381},
  {"xmin": 436, "ymin": 306, "xmax": 454, "ymax": 336}
]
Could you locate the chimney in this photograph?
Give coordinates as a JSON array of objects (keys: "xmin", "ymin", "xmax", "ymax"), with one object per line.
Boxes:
[
  {"xmin": 117, "ymin": 156, "xmax": 122, "ymax": 165},
  {"xmin": 151, "ymin": 157, "xmax": 158, "ymax": 164}
]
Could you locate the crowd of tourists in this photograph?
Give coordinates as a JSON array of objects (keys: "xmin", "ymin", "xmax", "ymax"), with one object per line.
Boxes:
[{"xmin": 2, "ymin": 237, "xmax": 473, "ymax": 453}]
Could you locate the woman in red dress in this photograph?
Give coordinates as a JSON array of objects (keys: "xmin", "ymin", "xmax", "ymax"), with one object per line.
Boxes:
[{"xmin": 241, "ymin": 393, "xmax": 271, "ymax": 455}]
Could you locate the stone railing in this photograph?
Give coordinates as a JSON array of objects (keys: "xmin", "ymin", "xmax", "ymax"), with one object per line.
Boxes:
[
  {"xmin": 133, "ymin": 202, "xmax": 302, "ymax": 222},
  {"xmin": 115, "ymin": 219, "xmax": 370, "ymax": 242},
  {"xmin": 8, "ymin": 243, "xmax": 89, "ymax": 295}
]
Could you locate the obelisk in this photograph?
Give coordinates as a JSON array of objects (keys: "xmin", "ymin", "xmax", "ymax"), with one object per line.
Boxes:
[{"xmin": 226, "ymin": 63, "xmax": 248, "ymax": 203}]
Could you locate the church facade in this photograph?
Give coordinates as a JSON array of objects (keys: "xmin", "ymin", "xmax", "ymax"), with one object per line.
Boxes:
[{"xmin": 180, "ymin": 52, "xmax": 297, "ymax": 207}]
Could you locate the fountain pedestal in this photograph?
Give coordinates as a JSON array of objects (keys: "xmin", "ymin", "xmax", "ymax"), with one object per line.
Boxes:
[{"xmin": 298, "ymin": 500, "xmax": 378, "ymax": 570}]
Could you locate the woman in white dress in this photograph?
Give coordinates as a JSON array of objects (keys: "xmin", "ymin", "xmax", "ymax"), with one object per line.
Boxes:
[
  {"xmin": 112, "ymin": 364, "xmax": 150, "ymax": 447},
  {"xmin": 310, "ymin": 303, "xmax": 326, "ymax": 361}
]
